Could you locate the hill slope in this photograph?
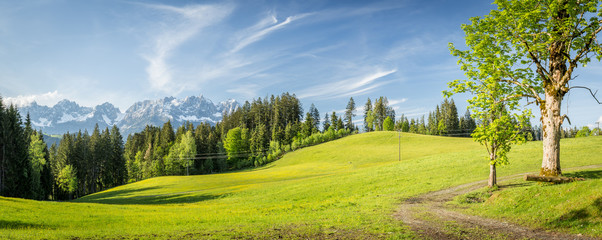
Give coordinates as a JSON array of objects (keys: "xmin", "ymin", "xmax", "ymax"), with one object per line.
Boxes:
[{"xmin": 1, "ymin": 133, "xmax": 600, "ymax": 239}]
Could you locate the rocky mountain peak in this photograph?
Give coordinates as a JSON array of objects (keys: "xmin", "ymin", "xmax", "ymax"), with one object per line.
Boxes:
[{"xmin": 18, "ymin": 95, "xmax": 239, "ymax": 136}]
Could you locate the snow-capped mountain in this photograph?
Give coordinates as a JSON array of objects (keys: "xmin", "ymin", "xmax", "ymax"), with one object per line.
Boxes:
[
  {"xmin": 19, "ymin": 100, "xmax": 123, "ymax": 135},
  {"xmin": 18, "ymin": 95, "xmax": 239, "ymax": 136},
  {"xmin": 118, "ymin": 95, "xmax": 239, "ymax": 135}
]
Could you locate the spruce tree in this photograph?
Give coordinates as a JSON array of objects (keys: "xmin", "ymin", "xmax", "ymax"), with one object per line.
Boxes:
[
  {"xmin": 344, "ymin": 97, "xmax": 356, "ymax": 131},
  {"xmin": 110, "ymin": 125, "xmax": 126, "ymax": 187},
  {"xmin": 330, "ymin": 112, "xmax": 339, "ymax": 131},
  {"xmin": 302, "ymin": 112, "xmax": 315, "ymax": 137},
  {"xmin": 2, "ymin": 105, "xmax": 31, "ymax": 198},
  {"xmin": 0, "ymin": 97, "xmax": 5, "ymax": 196},
  {"xmin": 323, "ymin": 114, "xmax": 331, "ymax": 133},
  {"xmin": 309, "ymin": 104, "xmax": 320, "ymax": 131},
  {"xmin": 363, "ymin": 98, "xmax": 373, "ymax": 132}
]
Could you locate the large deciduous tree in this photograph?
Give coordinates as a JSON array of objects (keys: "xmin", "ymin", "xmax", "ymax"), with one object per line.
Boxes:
[{"xmin": 450, "ymin": 0, "xmax": 602, "ymax": 176}]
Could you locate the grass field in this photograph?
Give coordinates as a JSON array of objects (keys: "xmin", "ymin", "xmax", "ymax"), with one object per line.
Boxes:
[
  {"xmin": 455, "ymin": 168, "xmax": 602, "ymax": 236},
  {"xmin": 1, "ymin": 132, "xmax": 600, "ymax": 239}
]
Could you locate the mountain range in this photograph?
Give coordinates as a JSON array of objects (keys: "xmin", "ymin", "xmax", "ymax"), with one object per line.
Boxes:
[{"xmin": 18, "ymin": 95, "xmax": 239, "ymax": 136}]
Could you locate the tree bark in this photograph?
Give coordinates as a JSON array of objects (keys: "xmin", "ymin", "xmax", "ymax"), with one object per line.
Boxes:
[
  {"xmin": 540, "ymin": 91, "xmax": 563, "ymax": 176},
  {"xmin": 540, "ymin": 6, "xmax": 569, "ymax": 177},
  {"xmin": 488, "ymin": 164, "xmax": 497, "ymax": 187}
]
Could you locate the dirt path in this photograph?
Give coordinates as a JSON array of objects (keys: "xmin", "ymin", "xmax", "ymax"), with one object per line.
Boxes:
[{"xmin": 393, "ymin": 165, "xmax": 602, "ymax": 240}]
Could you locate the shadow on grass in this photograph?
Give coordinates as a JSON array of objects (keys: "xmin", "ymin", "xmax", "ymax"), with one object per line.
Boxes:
[
  {"xmin": 76, "ymin": 190, "xmax": 223, "ymax": 205},
  {"xmin": 564, "ymin": 170, "xmax": 602, "ymax": 179},
  {"xmin": 0, "ymin": 220, "xmax": 54, "ymax": 230},
  {"xmin": 74, "ymin": 186, "xmax": 165, "ymax": 203},
  {"xmin": 549, "ymin": 197, "xmax": 602, "ymax": 229},
  {"xmin": 500, "ymin": 182, "xmax": 531, "ymax": 189}
]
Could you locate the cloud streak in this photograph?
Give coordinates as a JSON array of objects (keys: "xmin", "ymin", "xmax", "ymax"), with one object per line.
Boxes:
[
  {"xmin": 298, "ymin": 69, "xmax": 397, "ymax": 100},
  {"xmin": 230, "ymin": 13, "xmax": 312, "ymax": 53},
  {"xmin": 142, "ymin": 3, "xmax": 233, "ymax": 92}
]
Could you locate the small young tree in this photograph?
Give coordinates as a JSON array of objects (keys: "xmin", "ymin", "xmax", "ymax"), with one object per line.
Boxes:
[
  {"xmin": 575, "ymin": 126, "xmax": 591, "ymax": 138},
  {"xmin": 223, "ymin": 127, "xmax": 249, "ymax": 169},
  {"xmin": 57, "ymin": 165, "xmax": 77, "ymax": 200},
  {"xmin": 28, "ymin": 132, "xmax": 47, "ymax": 200},
  {"xmin": 447, "ymin": 80, "xmax": 531, "ymax": 187},
  {"xmin": 383, "ymin": 117, "xmax": 394, "ymax": 131}
]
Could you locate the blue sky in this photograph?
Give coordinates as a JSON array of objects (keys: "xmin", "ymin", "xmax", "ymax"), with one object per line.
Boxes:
[{"xmin": 1, "ymin": 0, "xmax": 601, "ymax": 128}]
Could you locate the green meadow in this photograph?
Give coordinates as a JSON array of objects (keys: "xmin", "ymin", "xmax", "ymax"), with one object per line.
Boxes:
[{"xmin": 1, "ymin": 132, "xmax": 600, "ymax": 239}]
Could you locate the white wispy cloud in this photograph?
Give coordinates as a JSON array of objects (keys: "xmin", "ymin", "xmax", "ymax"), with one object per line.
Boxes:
[
  {"xmin": 142, "ymin": 3, "xmax": 233, "ymax": 92},
  {"xmin": 388, "ymin": 98, "xmax": 408, "ymax": 106},
  {"xmin": 298, "ymin": 69, "xmax": 397, "ymax": 100},
  {"xmin": 230, "ymin": 12, "xmax": 313, "ymax": 53},
  {"xmin": 4, "ymin": 90, "xmax": 64, "ymax": 107}
]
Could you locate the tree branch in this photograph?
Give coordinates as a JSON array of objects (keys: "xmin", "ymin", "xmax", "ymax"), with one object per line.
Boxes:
[
  {"xmin": 495, "ymin": 94, "xmax": 529, "ymax": 104},
  {"xmin": 520, "ymin": 39, "xmax": 551, "ymax": 82},
  {"xmin": 569, "ymin": 86, "xmax": 602, "ymax": 104},
  {"xmin": 561, "ymin": 114, "xmax": 571, "ymax": 125},
  {"xmin": 569, "ymin": 24, "xmax": 602, "ymax": 82},
  {"xmin": 498, "ymin": 78, "xmax": 542, "ymax": 103}
]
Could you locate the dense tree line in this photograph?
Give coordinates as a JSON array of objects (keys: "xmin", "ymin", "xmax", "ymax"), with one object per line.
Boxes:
[
  {"xmin": 50, "ymin": 125, "xmax": 126, "ymax": 199},
  {"xmin": 124, "ymin": 121, "xmax": 224, "ymax": 182},
  {"xmin": 394, "ymin": 98, "xmax": 477, "ymax": 137},
  {"xmin": 0, "ymin": 97, "xmax": 126, "ymax": 200},
  {"xmin": 363, "ymin": 97, "xmax": 395, "ymax": 132},
  {"xmin": 0, "ymin": 99, "xmax": 41, "ymax": 199},
  {"xmin": 124, "ymin": 93, "xmax": 355, "ymax": 183},
  {"xmin": 361, "ymin": 97, "xmax": 474, "ymax": 136}
]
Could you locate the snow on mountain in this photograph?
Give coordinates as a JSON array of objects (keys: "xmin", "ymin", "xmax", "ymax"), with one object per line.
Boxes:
[
  {"xmin": 19, "ymin": 100, "xmax": 122, "ymax": 135},
  {"xmin": 218, "ymin": 99, "xmax": 239, "ymax": 115},
  {"xmin": 18, "ymin": 95, "xmax": 239, "ymax": 136},
  {"xmin": 118, "ymin": 95, "xmax": 238, "ymax": 135}
]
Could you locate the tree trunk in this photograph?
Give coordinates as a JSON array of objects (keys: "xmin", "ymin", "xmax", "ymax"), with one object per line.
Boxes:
[
  {"xmin": 488, "ymin": 164, "xmax": 497, "ymax": 187},
  {"xmin": 540, "ymin": 84, "xmax": 564, "ymax": 176},
  {"xmin": 539, "ymin": 2, "xmax": 571, "ymax": 176}
]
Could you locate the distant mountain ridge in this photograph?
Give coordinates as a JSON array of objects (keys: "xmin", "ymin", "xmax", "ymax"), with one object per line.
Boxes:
[{"xmin": 18, "ymin": 95, "xmax": 239, "ymax": 136}]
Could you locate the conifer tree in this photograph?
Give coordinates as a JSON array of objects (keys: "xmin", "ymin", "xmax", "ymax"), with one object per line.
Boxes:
[
  {"xmin": 110, "ymin": 125, "xmax": 126, "ymax": 187},
  {"xmin": 302, "ymin": 112, "xmax": 315, "ymax": 137},
  {"xmin": 330, "ymin": 112, "xmax": 339, "ymax": 131},
  {"xmin": 336, "ymin": 117, "xmax": 344, "ymax": 131},
  {"xmin": 344, "ymin": 97, "xmax": 356, "ymax": 131},
  {"xmin": 323, "ymin": 114, "xmax": 331, "ymax": 132},
  {"xmin": 1, "ymin": 105, "xmax": 31, "ymax": 198},
  {"xmin": 309, "ymin": 104, "xmax": 320, "ymax": 131},
  {"xmin": 363, "ymin": 98, "xmax": 373, "ymax": 132}
]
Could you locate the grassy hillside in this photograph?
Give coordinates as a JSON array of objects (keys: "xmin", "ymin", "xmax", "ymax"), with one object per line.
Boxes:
[
  {"xmin": 1, "ymin": 133, "xmax": 600, "ymax": 239},
  {"xmin": 456, "ymin": 168, "xmax": 602, "ymax": 236}
]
